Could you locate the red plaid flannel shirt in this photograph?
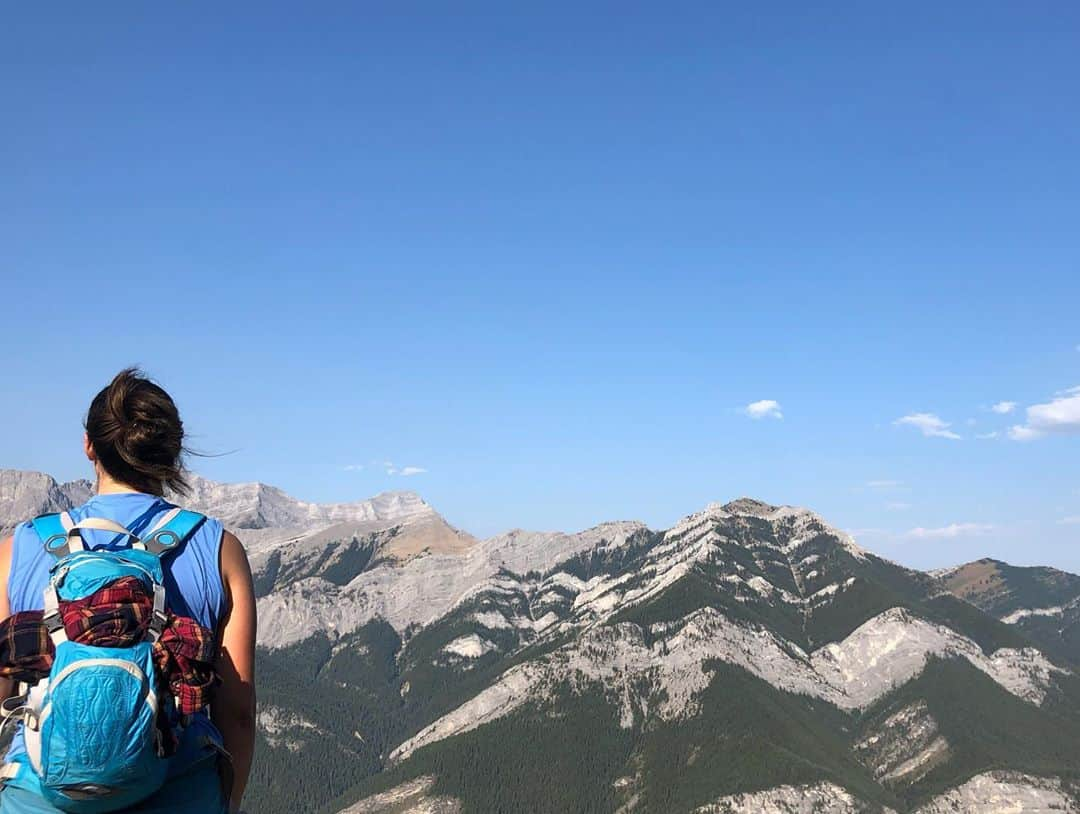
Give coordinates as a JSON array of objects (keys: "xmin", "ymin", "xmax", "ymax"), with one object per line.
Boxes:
[{"xmin": 0, "ymin": 576, "xmax": 218, "ymax": 715}]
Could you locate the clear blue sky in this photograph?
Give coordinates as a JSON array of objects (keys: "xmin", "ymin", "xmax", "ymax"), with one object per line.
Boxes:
[{"xmin": 3, "ymin": 3, "xmax": 1078, "ymax": 571}]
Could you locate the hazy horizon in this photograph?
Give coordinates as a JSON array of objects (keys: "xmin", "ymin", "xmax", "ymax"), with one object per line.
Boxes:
[{"xmin": 6, "ymin": 464, "xmax": 1078, "ymax": 576}]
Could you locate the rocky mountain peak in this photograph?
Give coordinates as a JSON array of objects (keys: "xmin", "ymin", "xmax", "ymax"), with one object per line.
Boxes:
[
  {"xmin": 179, "ymin": 473, "xmax": 435, "ymax": 531},
  {"xmin": 719, "ymin": 496, "xmax": 783, "ymax": 517},
  {"xmin": 0, "ymin": 469, "xmax": 441, "ymax": 543},
  {"xmin": 0, "ymin": 469, "xmax": 93, "ymax": 533}
]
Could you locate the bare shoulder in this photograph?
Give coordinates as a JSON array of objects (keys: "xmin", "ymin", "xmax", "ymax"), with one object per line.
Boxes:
[
  {"xmin": 219, "ymin": 530, "xmax": 251, "ymax": 576},
  {"xmin": 218, "ymin": 530, "xmax": 254, "ymax": 602},
  {"xmin": 0, "ymin": 535, "xmax": 13, "ymax": 574},
  {"xmin": 0, "ymin": 536, "xmax": 13, "ymax": 615}
]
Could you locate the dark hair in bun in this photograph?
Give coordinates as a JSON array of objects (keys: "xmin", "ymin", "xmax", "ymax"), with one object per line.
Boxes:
[{"xmin": 85, "ymin": 368, "xmax": 189, "ymax": 496}]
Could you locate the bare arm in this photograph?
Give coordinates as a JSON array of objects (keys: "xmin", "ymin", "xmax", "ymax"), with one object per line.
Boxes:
[
  {"xmin": 0, "ymin": 536, "xmax": 12, "ymax": 703},
  {"xmin": 211, "ymin": 531, "xmax": 257, "ymax": 813}
]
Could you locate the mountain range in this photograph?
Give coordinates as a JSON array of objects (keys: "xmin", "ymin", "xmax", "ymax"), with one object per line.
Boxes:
[{"xmin": 2, "ymin": 469, "xmax": 1079, "ymax": 813}]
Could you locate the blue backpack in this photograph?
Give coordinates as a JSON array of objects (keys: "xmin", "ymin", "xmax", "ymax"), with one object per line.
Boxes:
[{"xmin": 0, "ymin": 508, "xmax": 206, "ymax": 813}]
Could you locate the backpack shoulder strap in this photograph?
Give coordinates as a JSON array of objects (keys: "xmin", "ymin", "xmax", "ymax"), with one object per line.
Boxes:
[
  {"xmin": 29, "ymin": 512, "xmax": 75, "ymax": 557},
  {"xmin": 139, "ymin": 508, "xmax": 207, "ymax": 639},
  {"xmin": 142, "ymin": 508, "xmax": 207, "ymax": 556}
]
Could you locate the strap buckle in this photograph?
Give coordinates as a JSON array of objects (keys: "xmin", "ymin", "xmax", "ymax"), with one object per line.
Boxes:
[
  {"xmin": 42, "ymin": 609, "xmax": 63, "ymax": 634},
  {"xmin": 0, "ymin": 761, "xmax": 21, "ymax": 787},
  {"xmin": 0, "ymin": 696, "xmax": 39, "ymax": 733},
  {"xmin": 42, "ymin": 585, "xmax": 68, "ymax": 645},
  {"xmin": 147, "ymin": 583, "xmax": 169, "ymax": 641}
]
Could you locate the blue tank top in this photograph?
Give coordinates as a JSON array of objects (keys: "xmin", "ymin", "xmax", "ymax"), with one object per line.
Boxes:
[{"xmin": 5, "ymin": 491, "xmax": 227, "ymax": 785}]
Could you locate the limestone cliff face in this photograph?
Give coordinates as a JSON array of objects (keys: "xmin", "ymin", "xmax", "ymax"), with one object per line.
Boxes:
[{"xmin": 0, "ymin": 469, "xmax": 92, "ymax": 533}]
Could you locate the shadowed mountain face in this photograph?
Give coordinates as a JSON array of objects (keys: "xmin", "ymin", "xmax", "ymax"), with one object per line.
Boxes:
[
  {"xmin": 937, "ymin": 558, "xmax": 1080, "ymax": 669},
  {"xmin": 937, "ymin": 558, "xmax": 1080, "ymax": 618},
  {"xmin": 2, "ymin": 471, "xmax": 1078, "ymax": 814}
]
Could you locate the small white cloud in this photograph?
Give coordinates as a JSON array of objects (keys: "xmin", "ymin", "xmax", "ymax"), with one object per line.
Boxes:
[
  {"xmin": 866, "ymin": 480, "xmax": 903, "ymax": 489},
  {"xmin": 1058, "ymin": 516, "xmax": 1080, "ymax": 525},
  {"xmin": 991, "ymin": 401, "xmax": 1017, "ymax": 414},
  {"xmin": 342, "ymin": 464, "xmax": 365, "ymax": 472},
  {"xmin": 744, "ymin": 400, "xmax": 783, "ymax": 420},
  {"xmin": 1008, "ymin": 386, "xmax": 1080, "ymax": 441},
  {"xmin": 906, "ymin": 523, "xmax": 994, "ymax": 539},
  {"xmin": 894, "ymin": 413, "xmax": 962, "ymax": 440},
  {"xmin": 886, "ymin": 502, "xmax": 911, "ymax": 511},
  {"xmin": 976, "ymin": 431, "xmax": 1000, "ymax": 440},
  {"xmin": 1008, "ymin": 425, "xmax": 1042, "ymax": 441},
  {"xmin": 382, "ymin": 460, "xmax": 426, "ymax": 476}
]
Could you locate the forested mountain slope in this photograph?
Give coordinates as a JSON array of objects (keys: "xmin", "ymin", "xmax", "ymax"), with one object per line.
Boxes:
[{"xmin": 2, "ymin": 470, "xmax": 1076, "ymax": 814}]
